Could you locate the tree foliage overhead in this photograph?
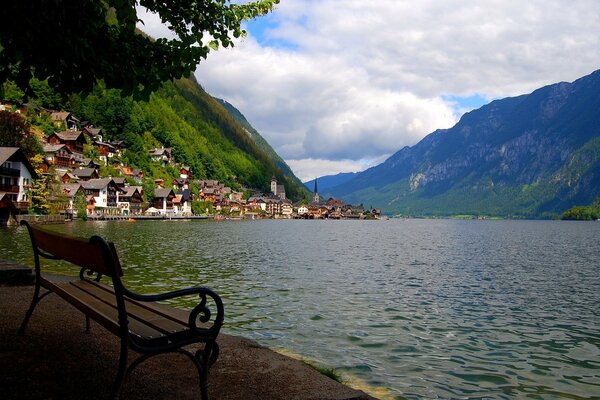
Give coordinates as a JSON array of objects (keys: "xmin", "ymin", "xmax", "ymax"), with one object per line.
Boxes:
[{"xmin": 0, "ymin": 0, "xmax": 279, "ymax": 100}]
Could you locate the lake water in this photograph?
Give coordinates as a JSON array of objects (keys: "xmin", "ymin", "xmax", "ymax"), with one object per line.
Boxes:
[{"xmin": 1, "ymin": 219, "xmax": 599, "ymax": 399}]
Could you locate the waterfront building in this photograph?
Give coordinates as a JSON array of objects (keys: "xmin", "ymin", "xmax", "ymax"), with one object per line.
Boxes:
[{"xmin": 0, "ymin": 147, "xmax": 37, "ymax": 212}]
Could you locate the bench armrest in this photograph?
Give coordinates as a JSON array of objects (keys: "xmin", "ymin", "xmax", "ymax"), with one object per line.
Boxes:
[{"xmin": 122, "ymin": 286, "xmax": 224, "ymax": 335}]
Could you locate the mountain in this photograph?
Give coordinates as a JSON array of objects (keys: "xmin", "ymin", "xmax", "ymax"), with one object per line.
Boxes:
[
  {"xmin": 304, "ymin": 172, "xmax": 357, "ymax": 192},
  {"xmin": 328, "ymin": 69, "xmax": 600, "ymax": 218},
  {"xmin": 214, "ymin": 97, "xmax": 305, "ymax": 190}
]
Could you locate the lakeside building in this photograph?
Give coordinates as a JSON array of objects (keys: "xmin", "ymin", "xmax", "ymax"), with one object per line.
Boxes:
[
  {"xmin": 271, "ymin": 176, "xmax": 286, "ymax": 200},
  {"xmin": 0, "ymin": 147, "xmax": 38, "ymax": 214}
]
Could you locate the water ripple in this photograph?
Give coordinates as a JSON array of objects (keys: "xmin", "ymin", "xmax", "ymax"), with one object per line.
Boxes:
[{"xmin": 2, "ymin": 219, "xmax": 600, "ymax": 399}]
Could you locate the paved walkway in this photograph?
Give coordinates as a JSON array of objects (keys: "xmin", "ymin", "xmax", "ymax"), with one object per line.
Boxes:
[{"xmin": 0, "ymin": 284, "xmax": 375, "ymax": 400}]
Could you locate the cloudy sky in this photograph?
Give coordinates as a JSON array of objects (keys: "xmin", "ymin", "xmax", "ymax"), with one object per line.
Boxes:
[{"xmin": 139, "ymin": 1, "xmax": 600, "ymax": 182}]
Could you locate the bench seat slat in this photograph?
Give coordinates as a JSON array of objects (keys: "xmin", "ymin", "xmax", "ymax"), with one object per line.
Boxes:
[
  {"xmin": 42, "ymin": 277, "xmax": 167, "ymax": 342},
  {"xmin": 86, "ymin": 280, "xmax": 193, "ymax": 327},
  {"xmin": 71, "ymin": 280, "xmax": 189, "ymax": 336}
]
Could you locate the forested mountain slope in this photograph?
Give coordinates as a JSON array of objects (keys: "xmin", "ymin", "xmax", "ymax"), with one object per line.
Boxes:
[
  {"xmin": 66, "ymin": 76, "xmax": 306, "ymax": 199},
  {"xmin": 214, "ymin": 97, "xmax": 305, "ymax": 189},
  {"xmin": 328, "ymin": 69, "xmax": 600, "ymax": 218}
]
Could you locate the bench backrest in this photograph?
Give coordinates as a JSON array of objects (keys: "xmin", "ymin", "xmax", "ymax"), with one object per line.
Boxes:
[{"xmin": 22, "ymin": 221, "xmax": 123, "ymax": 278}]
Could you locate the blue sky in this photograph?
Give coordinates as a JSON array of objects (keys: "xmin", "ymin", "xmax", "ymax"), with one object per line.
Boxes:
[{"xmin": 140, "ymin": 1, "xmax": 600, "ymax": 181}]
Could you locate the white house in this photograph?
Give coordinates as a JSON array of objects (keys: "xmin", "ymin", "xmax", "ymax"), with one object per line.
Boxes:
[
  {"xmin": 81, "ymin": 178, "xmax": 122, "ymax": 215},
  {"xmin": 0, "ymin": 147, "xmax": 37, "ymax": 211},
  {"xmin": 297, "ymin": 205, "xmax": 309, "ymax": 215}
]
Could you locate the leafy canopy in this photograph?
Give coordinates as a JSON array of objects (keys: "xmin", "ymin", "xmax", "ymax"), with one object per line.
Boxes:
[{"xmin": 0, "ymin": 0, "xmax": 279, "ymax": 100}]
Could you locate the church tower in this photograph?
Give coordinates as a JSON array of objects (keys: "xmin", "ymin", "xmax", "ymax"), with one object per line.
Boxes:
[
  {"xmin": 271, "ymin": 176, "xmax": 277, "ymax": 195},
  {"xmin": 312, "ymin": 178, "xmax": 320, "ymax": 203}
]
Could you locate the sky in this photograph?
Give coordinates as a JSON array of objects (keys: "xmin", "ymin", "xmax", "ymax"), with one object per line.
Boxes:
[{"xmin": 137, "ymin": 1, "xmax": 600, "ymax": 182}]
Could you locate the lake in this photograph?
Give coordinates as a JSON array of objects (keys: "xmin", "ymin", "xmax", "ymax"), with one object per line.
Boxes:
[{"xmin": 1, "ymin": 219, "xmax": 599, "ymax": 399}]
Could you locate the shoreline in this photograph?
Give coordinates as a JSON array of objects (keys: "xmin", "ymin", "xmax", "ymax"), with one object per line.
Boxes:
[{"xmin": 0, "ymin": 282, "xmax": 376, "ymax": 400}]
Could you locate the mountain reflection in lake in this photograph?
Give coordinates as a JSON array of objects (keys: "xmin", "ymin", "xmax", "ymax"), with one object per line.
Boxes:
[{"xmin": 2, "ymin": 219, "xmax": 599, "ymax": 399}]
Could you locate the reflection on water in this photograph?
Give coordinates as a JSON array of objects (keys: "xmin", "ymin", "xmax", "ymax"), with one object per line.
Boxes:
[{"xmin": 2, "ymin": 219, "xmax": 600, "ymax": 399}]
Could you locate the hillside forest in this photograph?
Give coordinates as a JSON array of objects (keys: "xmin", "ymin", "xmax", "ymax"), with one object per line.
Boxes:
[{"xmin": 1, "ymin": 76, "xmax": 307, "ymax": 214}]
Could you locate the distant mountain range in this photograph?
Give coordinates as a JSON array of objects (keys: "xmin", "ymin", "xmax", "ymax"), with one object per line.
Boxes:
[
  {"xmin": 325, "ymin": 69, "xmax": 600, "ymax": 218},
  {"xmin": 303, "ymin": 172, "xmax": 357, "ymax": 192}
]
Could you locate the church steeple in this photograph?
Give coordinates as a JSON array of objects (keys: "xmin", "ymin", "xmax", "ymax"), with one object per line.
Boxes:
[{"xmin": 312, "ymin": 178, "xmax": 319, "ymax": 203}]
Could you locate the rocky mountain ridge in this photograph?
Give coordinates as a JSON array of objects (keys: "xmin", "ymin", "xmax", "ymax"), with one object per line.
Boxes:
[{"xmin": 327, "ymin": 69, "xmax": 600, "ymax": 217}]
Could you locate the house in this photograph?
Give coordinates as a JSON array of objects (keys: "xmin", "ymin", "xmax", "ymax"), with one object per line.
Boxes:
[
  {"xmin": 200, "ymin": 187, "xmax": 218, "ymax": 203},
  {"xmin": 112, "ymin": 177, "xmax": 126, "ymax": 188},
  {"xmin": 50, "ymin": 111, "xmax": 78, "ymax": 130},
  {"xmin": 47, "ymin": 131, "xmax": 87, "ymax": 153},
  {"xmin": 119, "ymin": 166, "xmax": 144, "ymax": 183},
  {"xmin": 0, "ymin": 147, "xmax": 38, "ymax": 212},
  {"xmin": 78, "ymin": 157, "xmax": 100, "ymax": 169},
  {"xmin": 61, "ymin": 183, "xmax": 83, "ymax": 215},
  {"xmin": 173, "ymin": 193, "xmax": 191, "ymax": 215},
  {"xmin": 94, "ymin": 141, "xmax": 117, "ymax": 165},
  {"xmin": 281, "ymin": 201, "xmax": 293, "ymax": 217},
  {"xmin": 73, "ymin": 168, "xmax": 99, "ymax": 181},
  {"xmin": 59, "ymin": 171, "xmax": 78, "ymax": 184},
  {"xmin": 179, "ymin": 166, "xmax": 191, "ymax": 179},
  {"xmin": 153, "ymin": 188, "xmax": 175, "ymax": 214},
  {"xmin": 230, "ymin": 191, "xmax": 244, "ymax": 202},
  {"xmin": 81, "ymin": 178, "xmax": 123, "ymax": 215},
  {"xmin": 270, "ymin": 177, "xmax": 286, "ymax": 200},
  {"xmin": 149, "ymin": 147, "xmax": 172, "ymax": 165},
  {"xmin": 119, "ymin": 186, "xmax": 144, "ymax": 215},
  {"xmin": 297, "ymin": 204, "xmax": 309, "ymax": 216},
  {"xmin": 82, "ymin": 125, "xmax": 102, "ymax": 142},
  {"xmin": 43, "ymin": 143, "xmax": 77, "ymax": 168},
  {"xmin": 198, "ymin": 179, "xmax": 218, "ymax": 189},
  {"xmin": 173, "ymin": 178, "xmax": 189, "ymax": 191}
]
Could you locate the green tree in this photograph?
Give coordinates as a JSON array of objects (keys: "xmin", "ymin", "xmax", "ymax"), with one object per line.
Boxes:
[
  {"xmin": 74, "ymin": 191, "xmax": 88, "ymax": 220},
  {"xmin": 30, "ymin": 177, "xmax": 51, "ymax": 215},
  {"xmin": 1, "ymin": 81, "xmax": 24, "ymax": 103},
  {"xmin": 0, "ymin": 0, "xmax": 279, "ymax": 100},
  {"xmin": 0, "ymin": 110, "xmax": 42, "ymax": 157}
]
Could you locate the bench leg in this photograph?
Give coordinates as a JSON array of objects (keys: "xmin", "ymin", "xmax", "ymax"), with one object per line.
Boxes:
[
  {"xmin": 195, "ymin": 342, "xmax": 218, "ymax": 400},
  {"xmin": 111, "ymin": 336, "xmax": 128, "ymax": 400},
  {"xmin": 18, "ymin": 285, "xmax": 52, "ymax": 335}
]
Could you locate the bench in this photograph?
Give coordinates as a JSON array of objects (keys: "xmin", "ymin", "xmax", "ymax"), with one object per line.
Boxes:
[{"xmin": 18, "ymin": 221, "xmax": 224, "ymax": 400}]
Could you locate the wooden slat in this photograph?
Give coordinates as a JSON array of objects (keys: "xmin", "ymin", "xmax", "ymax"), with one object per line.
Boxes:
[
  {"xmin": 71, "ymin": 281, "xmax": 188, "ymax": 336},
  {"xmin": 43, "ymin": 279, "xmax": 167, "ymax": 342},
  {"xmin": 30, "ymin": 226, "xmax": 122, "ymax": 277},
  {"xmin": 85, "ymin": 280, "xmax": 193, "ymax": 327}
]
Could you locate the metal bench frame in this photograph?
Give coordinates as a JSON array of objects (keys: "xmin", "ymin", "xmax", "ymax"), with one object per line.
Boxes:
[{"xmin": 18, "ymin": 221, "xmax": 224, "ymax": 400}]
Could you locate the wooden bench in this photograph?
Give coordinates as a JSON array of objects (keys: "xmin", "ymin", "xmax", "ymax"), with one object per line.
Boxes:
[{"xmin": 18, "ymin": 221, "xmax": 224, "ymax": 400}]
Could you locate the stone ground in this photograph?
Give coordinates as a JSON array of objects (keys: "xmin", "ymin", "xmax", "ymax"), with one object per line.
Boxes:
[{"xmin": 0, "ymin": 284, "xmax": 375, "ymax": 400}]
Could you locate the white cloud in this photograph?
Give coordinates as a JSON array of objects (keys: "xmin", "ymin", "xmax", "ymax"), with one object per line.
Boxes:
[{"xmin": 138, "ymin": 1, "xmax": 600, "ymax": 179}]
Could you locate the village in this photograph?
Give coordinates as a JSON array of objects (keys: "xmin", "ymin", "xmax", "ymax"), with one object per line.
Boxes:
[{"xmin": 0, "ymin": 105, "xmax": 380, "ymax": 225}]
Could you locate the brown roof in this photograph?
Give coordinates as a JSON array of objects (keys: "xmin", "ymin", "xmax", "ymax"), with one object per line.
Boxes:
[
  {"xmin": 42, "ymin": 143, "xmax": 70, "ymax": 153},
  {"xmin": 121, "ymin": 186, "xmax": 142, "ymax": 198},
  {"xmin": 50, "ymin": 111, "xmax": 71, "ymax": 121},
  {"xmin": 0, "ymin": 147, "xmax": 38, "ymax": 179},
  {"xmin": 81, "ymin": 178, "xmax": 114, "ymax": 190},
  {"xmin": 61, "ymin": 183, "xmax": 82, "ymax": 198},
  {"xmin": 52, "ymin": 131, "xmax": 85, "ymax": 141},
  {"xmin": 154, "ymin": 188, "xmax": 174, "ymax": 198},
  {"xmin": 73, "ymin": 168, "xmax": 97, "ymax": 178}
]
